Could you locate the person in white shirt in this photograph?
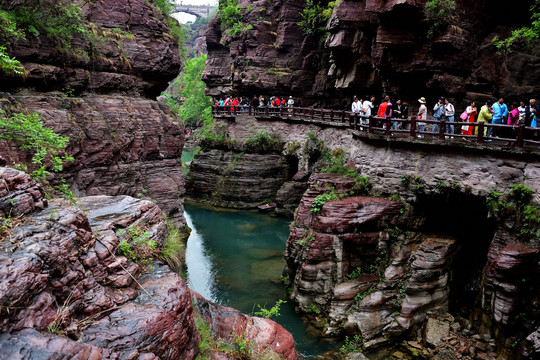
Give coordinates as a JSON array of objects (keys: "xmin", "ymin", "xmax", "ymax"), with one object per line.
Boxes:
[
  {"xmin": 518, "ymin": 101, "xmax": 526, "ymax": 124},
  {"xmin": 361, "ymin": 96, "xmax": 374, "ymax": 125},
  {"xmin": 351, "ymin": 96, "xmax": 361, "ymax": 113},
  {"xmin": 444, "ymin": 98, "xmax": 455, "ymax": 137},
  {"xmin": 287, "ymin": 96, "xmax": 294, "ymax": 116}
]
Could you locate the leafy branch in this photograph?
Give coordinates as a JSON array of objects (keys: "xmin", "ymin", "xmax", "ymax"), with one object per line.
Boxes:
[{"xmin": 0, "ymin": 110, "xmax": 73, "ymax": 180}]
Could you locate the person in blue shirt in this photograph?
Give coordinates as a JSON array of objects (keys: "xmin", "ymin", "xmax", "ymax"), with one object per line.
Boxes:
[
  {"xmin": 489, "ymin": 98, "xmax": 508, "ymax": 138},
  {"xmin": 432, "ymin": 97, "xmax": 445, "ymax": 133}
]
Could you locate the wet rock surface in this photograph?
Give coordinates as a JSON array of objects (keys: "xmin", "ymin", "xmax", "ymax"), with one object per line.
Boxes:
[
  {"xmin": 186, "ymin": 148, "xmax": 292, "ymax": 208},
  {"xmin": 192, "ymin": 291, "xmax": 298, "ymax": 360},
  {"xmin": 0, "ymin": 167, "xmax": 199, "ymax": 359}
]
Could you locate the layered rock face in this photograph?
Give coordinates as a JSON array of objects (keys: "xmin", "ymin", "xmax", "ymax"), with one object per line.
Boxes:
[
  {"xmin": 192, "ymin": 292, "xmax": 298, "ymax": 360},
  {"xmin": 204, "ymin": 0, "xmax": 539, "ymax": 107},
  {"xmin": 203, "ymin": 0, "xmax": 327, "ymax": 102},
  {"xmin": 283, "ymin": 173, "xmax": 540, "ymax": 357},
  {"xmin": 0, "ymin": 0, "xmax": 186, "ymax": 224},
  {"xmin": 0, "ymin": 167, "xmax": 199, "ymax": 359},
  {"xmin": 186, "ymin": 147, "xmax": 294, "ymax": 208}
]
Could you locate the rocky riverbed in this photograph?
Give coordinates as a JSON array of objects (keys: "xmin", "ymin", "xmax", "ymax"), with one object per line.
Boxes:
[{"xmin": 0, "ymin": 166, "xmax": 298, "ymax": 359}]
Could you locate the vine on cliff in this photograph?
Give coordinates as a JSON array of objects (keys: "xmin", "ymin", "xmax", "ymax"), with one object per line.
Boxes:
[
  {"xmin": 297, "ymin": 0, "xmax": 336, "ymax": 36},
  {"xmin": 0, "ymin": 110, "xmax": 73, "ymax": 180},
  {"xmin": 424, "ymin": 0, "xmax": 457, "ymax": 39},
  {"xmin": 493, "ymin": 0, "xmax": 540, "ymax": 52},
  {"xmin": 218, "ymin": 0, "xmax": 253, "ymax": 37}
]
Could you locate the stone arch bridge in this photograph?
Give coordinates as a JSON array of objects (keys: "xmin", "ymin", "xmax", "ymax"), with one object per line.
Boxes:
[{"xmin": 174, "ymin": 3, "xmax": 215, "ymax": 18}]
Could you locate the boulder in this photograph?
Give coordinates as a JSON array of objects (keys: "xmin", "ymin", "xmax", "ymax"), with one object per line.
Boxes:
[{"xmin": 192, "ymin": 291, "xmax": 298, "ymax": 360}]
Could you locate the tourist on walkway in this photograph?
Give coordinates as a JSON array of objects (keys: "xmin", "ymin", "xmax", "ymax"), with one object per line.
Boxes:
[
  {"xmin": 352, "ymin": 96, "xmax": 361, "ymax": 114},
  {"xmin": 259, "ymin": 95, "xmax": 265, "ymax": 108},
  {"xmin": 417, "ymin": 97, "xmax": 427, "ymax": 138},
  {"xmin": 432, "ymin": 97, "xmax": 445, "ymax": 133},
  {"xmin": 401, "ymin": 101, "xmax": 409, "ymax": 119},
  {"xmin": 525, "ymin": 99, "xmax": 540, "ymax": 127},
  {"xmin": 503, "ymin": 102, "xmax": 520, "ymax": 145},
  {"xmin": 392, "ymin": 100, "xmax": 403, "ymax": 129},
  {"xmin": 363, "ymin": 96, "xmax": 374, "ymax": 119},
  {"xmin": 518, "ymin": 101, "xmax": 526, "ymax": 124},
  {"xmin": 287, "ymin": 96, "xmax": 294, "ymax": 116},
  {"xmin": 461, "ymin": 101, "xmax": 477, "ymax": 137},
  {"xmin": 475, "ymin": 101, "xmax": 493, "ymax": 136},
  {"xmin": 490, "ymin": 98, "xmax": 508, "ymax": 137},
  {"xmin": 444, "ymin": 98, "xmax": 455, "ymax": 136},
  {"xmin": 377, "ymin": 98, "xmax": 392, "ymax": 129},
  {"xmin": 241, "ymin": 96, "xmax": 250, "ymax": 112},
  {"xmin": 251, "ymin": 95, "xmax": 259, "ymax": 111}
]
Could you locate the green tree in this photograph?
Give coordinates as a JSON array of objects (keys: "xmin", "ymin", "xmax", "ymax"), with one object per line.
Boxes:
[
  {"xmin": 0, "ymin": 46, "xmax": 24, "ymax": 76},
  {"xmin": 163, "ymin": 54, "xmax": 212, "ymax": 128},
  {"xmin": 297, "ymin": 0, "xmax": 336, "ymax": 35},
  {"xmin": 148, "ymin": 0, "xmax": 188, "ymax": 59},
  {"xmin": 493, "ymin": 0, "xmax": 540, "ymax": 52},
  {"xmin": 424, "ymin": 0, "xmax": 456, "ymax": 39},
  {"xmin": 0, "ymin": 110, "xmax": 73, "ymax": 179}
]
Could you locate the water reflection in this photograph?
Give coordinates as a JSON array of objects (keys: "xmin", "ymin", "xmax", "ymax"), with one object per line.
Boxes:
[{"xmin": 184, "ymin": 202, "xmax": 338, "ymax": 358}]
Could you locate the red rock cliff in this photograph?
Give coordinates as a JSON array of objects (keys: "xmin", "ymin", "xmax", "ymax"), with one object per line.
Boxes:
[
  {"xmin": 0, "ymin": 0, "xmax": 186, "ymax": 224},
  {"xmin": 203, "ymin": 0, "xmax": 539, "ymax": 108}
]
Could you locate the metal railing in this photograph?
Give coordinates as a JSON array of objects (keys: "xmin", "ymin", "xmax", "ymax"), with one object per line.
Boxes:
[{"xmin": 211, "ymin": 105, "xmax": 539, "ymax": 149}]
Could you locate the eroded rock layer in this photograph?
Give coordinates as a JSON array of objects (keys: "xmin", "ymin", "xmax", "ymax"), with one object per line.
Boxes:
[
  {"xmin": 0, "ymin": 0, "xmax": 185, "ymax": 223},
  {"xmin": 186, "ymin": 148, "xmax": 293, "ymax": 208},
  {"xmin": 204, "ymin": 0, "xmax": 539, "ymax": 107},
  {"xmin": 283, "ymin": 172, "xmax": 540, "ymax": 358},
  {"xmin": 192, "ymin": 291, "xmax": 298, "ymax": 360},
  {"xmin": 0, "ymin": 167, "xmax": 199, "ymax": 359}
]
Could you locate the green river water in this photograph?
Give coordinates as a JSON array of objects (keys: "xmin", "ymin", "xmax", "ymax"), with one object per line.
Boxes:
[
  {"xmin": 182, "ymin": 146, "xmax": 338, "ymax": 358},
  {"xmin": 184, "ymin": 203, "xmax": 338, "ymax": 358}
]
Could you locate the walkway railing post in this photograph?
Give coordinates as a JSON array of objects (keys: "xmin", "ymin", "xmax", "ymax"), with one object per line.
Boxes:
[
  {"xmin": 385, "ymin": 118, "xmax": 391, "ymax": 137},
  {"xmin": 280, "ymin": 105, "xmax": 284, "ymax": 117},
  {"xmin": 248, "ymin": 105, "xmax": 252, "ymax": 116},
  {"xmin": 439, "ymin": 120, "xmax": 446, "ymax": 140},
  {"xmin": 517, "ymin": 124, "xmax": 525, "ymax": 148},
  {"xmin": 321, "ymin": 108, "xmax": 324, "ymax": 121},
  {"xmin": 303, "ymin": 107, "xmax": 306, "ymax": 118},
  {"xmin": 349, "ymin": 114, "xmax": 353, "ymax": 129},
  {"xmin": 330, "ymin": 110, "xmax": 334, "ymax": 122},
  {"xmin": 478, "ymin": 123, "xmax": 484, "ymax": 144},
  {"xmin": 341, "ymin": 111, "xmax": 345, "ymax": 123},
  {"xmin": 410, "ymin": 116, "xmax": 416, "ymax": 138},
  {"xmin": 311, "ymin": 108, "xmax": 314, "ymax": 120},
  {"xmin": 265, "ymin": 106, "xmax": 269, "ymax": 116},
  {"xmin": 368, "ymin": 116, "xmax": 374, "ymax": 133}
]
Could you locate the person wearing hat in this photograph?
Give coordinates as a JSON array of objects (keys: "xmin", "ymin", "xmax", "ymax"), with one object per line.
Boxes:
[
  {"xmin": 417, "ymin": 97, "xmax": 428, "ymax": 138},
  {"xmin": 287, "ymin": 96, "xmax": 294, "ymax": 116}
]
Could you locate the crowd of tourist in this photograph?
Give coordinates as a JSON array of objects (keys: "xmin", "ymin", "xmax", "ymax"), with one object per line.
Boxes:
[
  {"xmin": 215, "ymin": 95, "xmax": 294, "ymax": 110},
  {"xmin": 212, "ymin": 94, "xmax": 540, "ymax": 143},
  {"xmin": 352, "ymin": 95, "xmax": 540, "ymax": 141}
]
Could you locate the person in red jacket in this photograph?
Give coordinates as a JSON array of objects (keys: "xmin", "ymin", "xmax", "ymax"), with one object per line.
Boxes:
[{"xmin": 231, "ymin": 97, "xmax": 239, "ymax": 112}]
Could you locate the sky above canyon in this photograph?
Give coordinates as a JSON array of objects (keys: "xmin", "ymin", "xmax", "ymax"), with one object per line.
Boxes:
[{"xmin": 173, "ymin": 0, "xmax": 217, "ymax": 23}]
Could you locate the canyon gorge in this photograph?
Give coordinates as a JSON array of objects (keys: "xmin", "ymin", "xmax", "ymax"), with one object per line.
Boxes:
[{"xmin": 1, "ymin": 0, "xmax": 540, "ymax": 359}]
